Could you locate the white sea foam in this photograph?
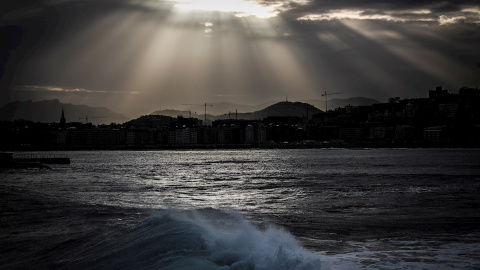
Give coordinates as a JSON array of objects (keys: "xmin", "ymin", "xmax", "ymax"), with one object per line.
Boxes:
[
  {"xmin": 169, "ymin": 209, "xmax": 323, "ymax": 270},
  {"xmin": 319, "ymin": 238, "xmax": 480, "ymax": 270},
  {"xmin": 79, "ymin": 209, "xmax": 323, "ymax": 270},
  {"xmin": 3, "ymin": 150, "xmax": 480, "ymax": 269}
]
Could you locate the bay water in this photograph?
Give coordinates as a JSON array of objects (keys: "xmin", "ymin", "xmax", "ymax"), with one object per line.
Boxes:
[{"xmin": 1, "ymin": 149, "xmax": 480, "ymax": 269}]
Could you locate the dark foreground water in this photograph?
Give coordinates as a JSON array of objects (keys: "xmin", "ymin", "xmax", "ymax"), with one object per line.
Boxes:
[{"xmin": 1, "ymin": 149, "xmax": 480, "ymax": 269}]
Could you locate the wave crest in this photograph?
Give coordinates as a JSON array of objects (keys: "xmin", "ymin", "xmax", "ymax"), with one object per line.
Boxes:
[{"xmin": 75, "ymin": 209, "xmax": 322, "ymax": 270}]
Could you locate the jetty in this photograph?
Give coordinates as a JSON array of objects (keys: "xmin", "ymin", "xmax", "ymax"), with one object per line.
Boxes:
[{"xmin": 0, "ymin": 152, "xmax": 70, "ymax": 169}]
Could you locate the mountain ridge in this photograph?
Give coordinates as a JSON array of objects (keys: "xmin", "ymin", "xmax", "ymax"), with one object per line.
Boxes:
[
  {"xmin": 150, "ymin": 97, "xmax": 381, "ymax": 121},
  {"xmin": 0, "ymin": 97, "xmax": 381, "ymax": 124},
  {"xmin": 0, "ymin": 99, "xmax": 129, "ymax": 124}
]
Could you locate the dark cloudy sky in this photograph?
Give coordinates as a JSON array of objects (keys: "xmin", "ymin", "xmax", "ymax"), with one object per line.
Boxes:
[{"xmin": 1, "ymin": 0, "xmax": 480, "ymax": 117}]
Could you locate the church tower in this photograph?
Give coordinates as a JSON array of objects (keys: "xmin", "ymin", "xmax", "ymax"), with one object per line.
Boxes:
[{"xmin": 60, "ymin": 107, "xmax": 66, "ymax": 129}]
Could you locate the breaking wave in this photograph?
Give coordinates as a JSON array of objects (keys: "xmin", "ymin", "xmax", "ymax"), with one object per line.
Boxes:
[{"xmin": 72, "ymin": 209, "xmax": 322, "ymax": 270}]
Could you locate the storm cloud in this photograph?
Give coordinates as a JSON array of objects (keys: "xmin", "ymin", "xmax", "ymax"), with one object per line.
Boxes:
[{"xmin": 1, "ymin": 0, "xmax": 479, "ymax": 117}]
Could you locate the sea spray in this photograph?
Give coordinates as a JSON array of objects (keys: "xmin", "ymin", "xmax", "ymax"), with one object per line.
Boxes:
[
  {"xmin": 73, "ymin": 209, "xmax": 322, "ymax": 270},
  {"xmin": 4, "ymin": 150, "xmax": 479, "ymax": 269},
  {"xmin": 203, "ymin": 212, "xmax": 322, "ymax": 270}
]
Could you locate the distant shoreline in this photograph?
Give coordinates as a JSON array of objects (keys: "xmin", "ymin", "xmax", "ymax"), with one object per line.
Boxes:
[{"xmin": 3, "ymin": 144, "xmax": 479, "ymax": 152}]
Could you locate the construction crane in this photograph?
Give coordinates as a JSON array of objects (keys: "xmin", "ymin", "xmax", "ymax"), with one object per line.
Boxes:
[
  {"xmin": 321, "ymin": 91, "xmax": 343, "ymax": 112},
  {"xmin": 182, "ymin": 103, "xmax": 213, "ymax": 126}
]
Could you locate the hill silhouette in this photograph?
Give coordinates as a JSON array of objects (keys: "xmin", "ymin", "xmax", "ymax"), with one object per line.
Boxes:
[
  {"xmin": 0, "ymin": 99, "xmax": 129, "ymax": 124},
  {"xmin": 226, "ymin": 101, "xmax": 322, "ymax": 120},
  {"xmin": 180, "ymin": 101, "xmax": 276, "ymax": 115},
  {"xmin": 151, "ymin": 97, "xmax": 380, "ymax": 119},
  {"xmin": 0, "ymin": 97, "xmax": 380, "ymax": 125},
  {"xmin": 302, "ymin": 97, "xmax": 381, "ymax": 111},
  {"xmin": 151, "ymin": 101, "xmax": 321, "ymax": 121}
]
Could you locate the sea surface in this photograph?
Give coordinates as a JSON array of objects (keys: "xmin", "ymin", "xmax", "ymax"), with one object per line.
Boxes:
[{"xmin": 1, "ymin": 149, "xmax": 480, "ymax": 269}]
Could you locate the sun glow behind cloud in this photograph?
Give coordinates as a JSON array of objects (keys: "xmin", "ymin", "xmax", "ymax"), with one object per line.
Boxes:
[
  {"xmin": 29, "ymin": 1, "xmax": 317, "ymax": 115},
  {"xmin": 299, "ymin": 10, "xmax": 403, "ymax": 22},
  {"xmin": 7, "ymin": 0, "xmax": 480, "ymax": 117},
  {"xmin": 173, "ymin": 0, "xmax": 280, "ymax": 18},
  {"xmin": 124, "ymin": 5, "xmax": 318, "ymax": 108},
  {"xmin": 297, "ymin": 7, "xmax": 480, "ymax": 25},
  {"xmin": 297, "ymin": 9, "xmax": 440, "ymax": 23}
]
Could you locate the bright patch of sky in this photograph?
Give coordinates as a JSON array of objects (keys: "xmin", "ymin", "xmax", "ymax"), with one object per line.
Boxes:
[{"xmin": 173, "ymin": 0, "xmax": 281, "ymax": 18}]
